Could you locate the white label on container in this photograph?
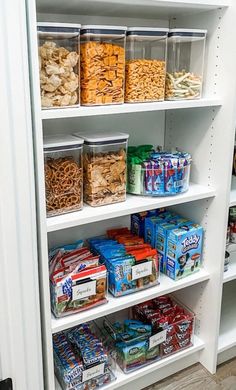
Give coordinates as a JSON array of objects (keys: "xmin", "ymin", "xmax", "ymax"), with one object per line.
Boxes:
[
  {"xmin": 132, "ymin": 261, "xmax": 152, "ymax": 281},
  {"xmin": 149, "ymin": 330, "xmax": 167, "ymax": 350},
  {"xmin": 82, "ymin": 363, "xmax": 105, "ymax": 382},
  {"xmin": 72, "ymin": 280, "xmax": 96, "ymax": 301}
]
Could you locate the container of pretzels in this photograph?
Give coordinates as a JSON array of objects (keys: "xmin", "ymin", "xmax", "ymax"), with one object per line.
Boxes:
[
  {"xmin": 80, "ymin": 25, "xmax": 127, "ymax": 105},
  {"xmin": 74, "ymin": 131, "xmax": 129, "ymax": 206},
  {"xmin": 125, "ymin": 27, "xmax": 168, "ymax": 103},
  {"xmin": 44, "ymin": 135, "xmax": 83, "ymax": 217}
]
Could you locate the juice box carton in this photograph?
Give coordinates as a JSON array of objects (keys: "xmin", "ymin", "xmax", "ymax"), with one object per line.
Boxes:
[
  {"xmin": 156, "ymin": 222, "xmax": 179, "ymax": 273},
  {"xmin": 144, "ymin": 211, "xmax": 179, "ymax": 248},
  {"xmin": 166, "ymin": 223, "xmax": 203, "ymax": 280},
  {"xmin": 131, "ymin": 208, "xmax": 167, "ymax": 238},
  {"xmin": 131, "ymin": 210, "xmax": 158, "ymax": 237}
]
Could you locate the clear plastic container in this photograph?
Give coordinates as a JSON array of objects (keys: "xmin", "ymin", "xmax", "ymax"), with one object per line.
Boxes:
[
  {"xmin": 80, "ymin": 25, "xmax": 127, "ymax": 105},
  {"xmin": 74, "ymin": 131, "xmax": 129, "ymax": 206},
  {"xmin": 44, "ymin": 135, "xmax": 83, "ymax": 217},
  {"xmin": 51, "ymin": 264, "xmax": 108, "ymax": 318},
  {"xmin": 54, "ymin": 321, "xmax": 116, "ymax": 390},
  {"xmin": 37, "ymin": 23, "xmax": 80, "ymax": 108},
  {"xmin": 165, "ymin": 29, "xmax": 207, "ymax": 100},
  {"xmin": 127, "ymin": 160, "xmax": 191, "ymax": 196},
  {"xmin": 125, "ymin": 27, "xmax": 168, "ymax": 103},
  {"xmin": 100, "ymin": 295, "xmax": 195, "ymax": 373}
]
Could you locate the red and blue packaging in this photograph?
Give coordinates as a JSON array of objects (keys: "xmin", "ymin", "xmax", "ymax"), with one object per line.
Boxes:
[{"xmin": 89, "ymin": 228, "xmax": 160, "ymax": 297}]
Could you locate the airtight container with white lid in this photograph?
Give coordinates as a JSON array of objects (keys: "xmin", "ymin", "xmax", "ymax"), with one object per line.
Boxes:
[
  {"xmin": 80, "ymin": 25, "xmax": 127, "ymax": 106},
  {"xmin": 44, "ymin": 134, "xmax": 83, "ymax": 217},
  {"xmin": 125, "ymin": 27, "xmax": 168, "ymax": 103},
  {"xmin": 37, "ymin": 23, "xmax": 81, "ymax": 109},
  {"xmin": 74, "ymin": 131, "xmax": 129, "ymax": 207},
  {"xmin": 165, "ymin": 29, "xmax": 207, "ymax": 100}
]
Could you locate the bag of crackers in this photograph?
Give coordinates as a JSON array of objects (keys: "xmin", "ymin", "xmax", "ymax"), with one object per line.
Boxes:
[
  {"xmin": 44, "ymin": 135, "xmax": 83, "ymax": 217},
  {"xmin": 74, "ymin": 131, "xmax": 129, "ymax": 207},
  {"xmin": 80, "ymin": 25, "xmax": 127, "ymax": 105}
]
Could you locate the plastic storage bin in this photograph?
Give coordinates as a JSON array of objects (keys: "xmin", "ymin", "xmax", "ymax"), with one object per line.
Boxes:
[
  {"xmin": 50, "ymin": 264, "xmax": 108, "ymax": 318},
  {"xmin": 74, "ymin": 131, "xmax": 129, "ymax": 206},
  {"xmin": 125, "ymin": 27, "xmax": 168, "ymax": 103},
  {"xmin": 37, "ymin": 23, "xmax": 80, "ymax": 108},
  {"xmin": 80, "ymin": 25, "xmax": 127, "ymax": 105},
  {"xmin": 127, "ymin": 149, "xmax": 191, "ymax": 196},
  {"xmin": 102, "ymin": 316, "xmax": 160, "ymax": 372},
  {"xmin": 165, "ymin": 29, "xmax": 207, "ymax": 100},
  {"xmin": 101, "ymin": 295, "xmax": 195, "ymax": 373},
  {"xmin": 53, "ymin": 322, "xmax": 116, "ymax": 390},
  {"xmin": 44, "ymin": 135, "xmax": 83, "ymax": 217}
]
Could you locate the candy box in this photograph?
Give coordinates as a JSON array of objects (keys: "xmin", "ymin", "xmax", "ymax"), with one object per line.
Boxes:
[
  {"xmin": 50, "ymin": 265, "xmax": 108, "ymax": 317},
  {"xmin": 166, "ymin": 223, "xmax": 203, "ymax": 280}
]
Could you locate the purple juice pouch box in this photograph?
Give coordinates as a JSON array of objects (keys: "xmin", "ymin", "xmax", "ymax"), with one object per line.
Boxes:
[
  {"xmin": 164, "ymin": 159, "xmax": 175, "ymax": 195},
  {"xmin": 153, "ymin": 160, "xmax": 165, "ymax": 195},
  {"xmin": 143, "ymin": 161, "xmax": 153, "ymax": 194},
  {"xmin": 166, "ymin": 223, "xmax": 203, "ymax": 280}
]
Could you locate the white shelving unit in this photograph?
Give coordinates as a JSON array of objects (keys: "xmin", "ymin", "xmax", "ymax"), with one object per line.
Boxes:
[
  {"xmin": 25, "ymin": 0, "xmax": 236, "ymax": 388},
  {"xmin": 218, "ymin": 282, "xmax": 236, "ymax": 364}
]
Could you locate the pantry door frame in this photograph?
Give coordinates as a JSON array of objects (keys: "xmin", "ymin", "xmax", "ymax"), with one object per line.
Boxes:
[{"xmin": 0, "ymin": 0, "xmax": 44, "ymax": 389}]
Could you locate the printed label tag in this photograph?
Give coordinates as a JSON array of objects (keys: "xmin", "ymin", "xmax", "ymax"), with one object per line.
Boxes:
[
  {"xmin": 149, "ymin": 330, "xmax": 167, "ymax": 350},
  {"xmin": 72, "ymin": 280, "xmax": 96, "ymax": 301},
  {"xmin": 82, "ymin": 363, "xmax": 105, "ymax": 382},
  {"xmin": 132, "ymin": 261, "xmax": 152, "ymax": 281}
]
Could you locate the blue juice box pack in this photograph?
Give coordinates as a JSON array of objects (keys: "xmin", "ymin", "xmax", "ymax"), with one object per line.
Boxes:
[{"xmin": 166, "ymin": 223, "xmax": 203, "ymax": 280}]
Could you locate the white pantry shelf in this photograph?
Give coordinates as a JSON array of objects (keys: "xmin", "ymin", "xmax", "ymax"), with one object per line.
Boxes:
[
  {"xmin": 47, "ymin": 183, "xmax": 216, "ymax": 232},
  {"xmin": 223, "ymin": 252, "xmax": 236, "ymax": 283},
  {"xmin": 218, "ymin": 283, "xmax": 236, "ymax": 353},
  {"xmin": 51, "ymin": 268, "xmax": 209, "ymax": 333},
  {"xmin": 37, "ymin": 0, "xmax": 229, "ymax": 19},
  {"xmin": 55, "ymin": 335, "xmax": 205, "ymax": 390},
  {"xmin": 41, "ymin": 98, "xmax": 222, "ymax": 120}
]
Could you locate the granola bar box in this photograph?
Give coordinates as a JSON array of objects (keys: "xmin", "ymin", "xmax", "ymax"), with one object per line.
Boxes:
[
  {"xmin": 125, "ymin": 27, "xmax": 168, "ymax": 103},
  {"xmin": 166, "ymin": 223, "xmax": 203, "ymax": 280},
  {"xmin": 74, "ymin": 131, "xmax": 129, "ymax": 206},
  {"xmin": 44, "ymin": 135, "xmax": 83, "ymax": 217},
  {"xmin": 37, "ymin": 22, "xmax": 81, "ymax": 108},
  {"xmin": 80, "ymin": 25, "xmax": 127, "ymax": 106}
]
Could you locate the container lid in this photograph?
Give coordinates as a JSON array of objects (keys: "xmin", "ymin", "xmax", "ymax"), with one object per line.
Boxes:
[
  {"xmin": 127, "ymin": 27, "xmax": 169, "ymax": 37},
  {"xmin": 168, "ymin": 28, "xmax": 207, "ymax": 38},
  {"xmin": 44, "ymin": 134, "xmax": 84, "ymax": 150},
  {"xmin": 37, "ymin": 22, "xmax": 81, "ymax": 37},
  {"xmin": 74, "ymin": 131, "xmax": 129, "ymax": 145},
  {"xmin": 37, "ymin": 22, "xmax": 81, "ymax": 29},
  {"xmin": 81, "ymin": 25, "xmax": 127, "ymax": 36}
]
